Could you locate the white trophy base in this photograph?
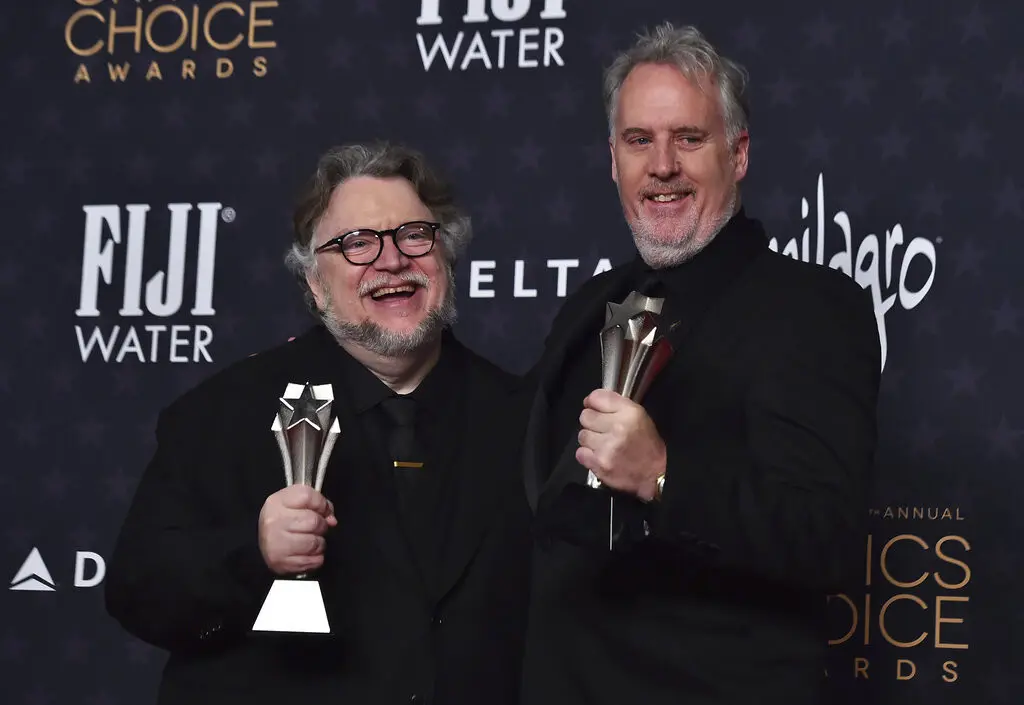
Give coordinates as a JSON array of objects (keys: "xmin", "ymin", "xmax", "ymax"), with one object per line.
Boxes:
[{"xmin": 252, "ymin": 579, "xmax": 331, "ymax": 634}]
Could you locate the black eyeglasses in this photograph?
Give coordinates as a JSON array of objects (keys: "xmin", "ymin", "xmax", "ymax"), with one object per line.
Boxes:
[{"xmin": 314, "ymin": 221, "xmax": 440, "ymax": 265}]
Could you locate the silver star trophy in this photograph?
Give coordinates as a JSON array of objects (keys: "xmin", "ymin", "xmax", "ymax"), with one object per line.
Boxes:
[
  {"xmin": 252, "ymin": 382, "xmax": 341, "ymax": 634},
  {"xmin": 588, "ymin": 291, "xmax": 674, "ymax": 548}
]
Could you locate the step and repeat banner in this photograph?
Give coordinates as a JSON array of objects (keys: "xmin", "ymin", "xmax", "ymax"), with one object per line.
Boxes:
[{"xmin": 1, "ymin": 1, "xmax": 1019, "ymax": 703}]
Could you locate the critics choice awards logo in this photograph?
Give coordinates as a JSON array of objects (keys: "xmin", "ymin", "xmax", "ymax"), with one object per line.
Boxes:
[
  {"xmin": 827, "ymin": 505, "xmax": 969, "ymax": 685},
  {"xmin": 64, "ymin": 0, "xmax": 278, "ymax": 84},
  {"xmin": 75, "ymin": 201, "xmax": 234, "ymax": 364},
  {"xmin": 415, "ymin": 0, "xmax": 566, "ymax": 71}
]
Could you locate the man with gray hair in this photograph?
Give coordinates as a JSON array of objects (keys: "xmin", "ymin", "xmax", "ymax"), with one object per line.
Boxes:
[
  {"xmin": 105, "ymin": 141, "xmax": 532, "ymax": 705},
  {"xmin": 520, "ymin": 23, "xmax": 881, "ymax": 705}
]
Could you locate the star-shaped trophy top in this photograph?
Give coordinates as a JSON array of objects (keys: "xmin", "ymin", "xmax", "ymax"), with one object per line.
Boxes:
[
  {"xmin": 279, "ymin": 383, "xmax": 331, "ymax": 432},
  {"xmin": 603, "ymin": 291, "xmax": 664, "ymax": 333}
]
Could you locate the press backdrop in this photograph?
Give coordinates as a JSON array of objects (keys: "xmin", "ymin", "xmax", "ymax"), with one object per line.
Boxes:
[{"xmin": 1, "ymin": 1, "xmax": 1020, "ymax": 703}]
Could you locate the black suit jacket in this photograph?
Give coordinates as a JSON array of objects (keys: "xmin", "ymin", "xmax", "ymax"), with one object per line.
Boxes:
[
  {"xmin": 105, "ymin": 326, "xmax": 532, "ymax": 705},
  {"xmin": 519, "ymin": 211, "xmax": 881, "ymax": 705}
]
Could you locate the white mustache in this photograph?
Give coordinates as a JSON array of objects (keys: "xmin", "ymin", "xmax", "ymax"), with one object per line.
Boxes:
[
  {"xmin": 641, "ymin": 183, "xmax": 694, "ymax": 198},
  {"xmin": 357, "ymin": 271, "xmax": 430, "ymax": 297}
]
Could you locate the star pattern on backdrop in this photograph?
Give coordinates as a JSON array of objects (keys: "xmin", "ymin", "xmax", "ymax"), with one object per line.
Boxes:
[{"xmin": 3, "ymin": 2, "xmax": 1022, "ymax": 705}]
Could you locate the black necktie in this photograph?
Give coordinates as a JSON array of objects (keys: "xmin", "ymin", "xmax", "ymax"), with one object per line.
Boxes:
[{"xmin": 380, "ymin": 395, "xmax": 427, "ymax": 509}]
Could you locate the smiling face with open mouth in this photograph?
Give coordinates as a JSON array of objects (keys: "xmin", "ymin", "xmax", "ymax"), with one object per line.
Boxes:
[
  {"xmin": 609, "ymin": 62, "xmax": 749, "ymax": 268},
  {"xmin": 307, "ymin": 175, "xmax": 452, "ymax": 356}
]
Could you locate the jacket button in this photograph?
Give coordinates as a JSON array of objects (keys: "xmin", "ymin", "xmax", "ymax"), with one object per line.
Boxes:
[{"xmin": 409, "ymin": 695, "xmax": 421, "ymax": 703}]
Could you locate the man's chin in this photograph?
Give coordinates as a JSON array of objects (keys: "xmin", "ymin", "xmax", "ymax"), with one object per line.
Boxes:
[{"xmin": 631, "ymin": 226, "xmax": 705, "ymax": 269}]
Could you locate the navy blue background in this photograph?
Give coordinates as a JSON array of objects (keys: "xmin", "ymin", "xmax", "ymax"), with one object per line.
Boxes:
[{"xmin": 1, "ymin": 1, "xmax": 1020, "ymax": 702}]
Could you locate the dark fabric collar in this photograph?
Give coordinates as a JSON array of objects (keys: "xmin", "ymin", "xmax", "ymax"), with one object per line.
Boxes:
[
  {"xmin": 633, "ymin": 207, "xmax": 769, "ymax": 296},
  {"xmin": 307, "ymin": 326, "xmax": 459, "ymax": 415},
  {"xmin": 406, "ymin": 331, "xmax": 462, "ymax": 407}
]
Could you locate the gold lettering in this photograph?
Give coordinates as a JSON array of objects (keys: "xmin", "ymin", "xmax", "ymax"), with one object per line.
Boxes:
[
  {"xmin": 249, "ymin": 1, "xmax": 278, "ymax": 49},
  {"xmin": 204, "ymin": 3, "xmax": 244, "ymax": 51},
  {"xmin": 879, "ymin": 594, "xmax": 928, "ymax": 648},
  {"xmin": 941, "ymin": 508, "xmax": 953, "ymax": 520},
  {"xmin": 253, "ymin": 56, "xmax": 268, "ymax": 77},
  {"xmin": 942, "ymin": 660, "xmax": 959, "ymax": 682},
  {"xmin": 108, "ymin": 7, "xmax": 143, "ymax": 54},
  {"xmin": 864, "ymin": 534, "xmax": 873, "ymax": 587},
  {"xmin": 191, "ymin": 5, "xmax": 200, "ymax": 51},
  {"xmin": 74, "ymin": 63, "xmax": 92, "ymax": 83},
  {"xmin": 182, "ymin": 59, "xmax": 196, "ymax": 80},
  {"xmin": 828, "ymin": 594, "xmax": 857, "ymax": 645},
  {"xmin": 880, "ymin": 534, "xmax": 928, "ymax": 588},
  {"xmin": 862, "ymin": 593, "xmax": 871, "ymax": 645},
  {"xmin": 217, "ymin": 58, "xmax": 234, "ymax": 78},
  {"xmin": 144, "ymin": 5, "xmax": 189, "ymax": 54},
  {"xmin": 145, "ymin": 61, "xmax": 163, "ymax": 81},
  {"xmin": 854, "ymin": 657, "xmax": 869, "ymax": 679},
  {"xmin": 883, "ymin": 507, "xmax": 894, "ymax": 519},
  {"xmin": 65, "ymin": 9, "xmax": 104, "ymax": 57},
  {"xmin": 934, "ymin": 535, "xmax": 971, "ymax": 590},
  {"xmin": 935, "ymin": 596, "xmax": 969, "ymax": 649},
  {"xmin": 896, "ymin": 659, "xmax": 916, "ymax": 680},
  {"xmin": 107, "ymin": 61, "xmax": 131, "ymax": 81}
]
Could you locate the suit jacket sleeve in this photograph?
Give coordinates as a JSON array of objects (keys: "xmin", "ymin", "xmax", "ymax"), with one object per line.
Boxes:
[
  {"xmin": 649, "ymin": 281, "xmax": 881, "ymax": 593},
  {"xmin": 104, "ymin": 392, "xmax": 275, "ymax": 652}
]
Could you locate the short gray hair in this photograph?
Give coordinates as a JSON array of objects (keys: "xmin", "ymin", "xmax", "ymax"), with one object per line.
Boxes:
[
  {"xmin": 603, "ymin": 22, "xmax": 750, "ymax": 144},
  {"xmin": 284, "ymin": 141, "xmax": 472, "ymax": 312}
]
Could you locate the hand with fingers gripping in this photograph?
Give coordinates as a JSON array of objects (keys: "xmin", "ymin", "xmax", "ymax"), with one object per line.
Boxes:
[
  {"xmin": 575, "ymin": 389, "xmax": 667, "ymax": 502},
  {"xmin": 258, "ymin": 485, "xmax": 338, "ymax": 575}
]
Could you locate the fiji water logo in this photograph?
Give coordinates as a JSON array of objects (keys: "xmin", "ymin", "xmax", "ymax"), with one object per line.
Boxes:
[{"xmin": 769, "ymin": 174, "xmax": 937, "ymax": 372}]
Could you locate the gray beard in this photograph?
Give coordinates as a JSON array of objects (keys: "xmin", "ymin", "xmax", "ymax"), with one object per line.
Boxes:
[
  {"xmin": 630, "ymin": 192, "xmax": 738, "ymax": 269},
  {"xmin": 319, "ymin": 270, "xmax": 458, "ymax": 357}
]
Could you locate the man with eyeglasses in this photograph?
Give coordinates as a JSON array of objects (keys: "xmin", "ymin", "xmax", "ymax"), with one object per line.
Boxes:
[{"xmin": 104, "ymin": 142, "xmax": 532, "ymax": 705}]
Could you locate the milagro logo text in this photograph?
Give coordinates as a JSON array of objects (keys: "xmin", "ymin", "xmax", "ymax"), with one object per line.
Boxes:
[
  {"xmin": 75, "ymin": 202, "xmax": 231, "ymax": 364},
  {"xmin": 65, "ymin": 0, "xmax": 277, "ymax": 84},
  {"xmin": 416, "ymin": 0, "xmax": 566, "ymax": 71},
  {"xmin": 769, "ymin": 173, "xmax": 937, "ymax": 372}
]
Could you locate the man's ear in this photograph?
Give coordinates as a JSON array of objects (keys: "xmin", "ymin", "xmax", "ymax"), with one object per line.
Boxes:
[
  {"xmin": 732, "ymin": 130, "xmax": 750, "ymax": 182},
  {"xmin": 609, "ymin": 137, "xmax": 619, "ymax": 184},
  {"xmin": 306, "ymin": 270, "xmax": 325, "ymax": 311}
]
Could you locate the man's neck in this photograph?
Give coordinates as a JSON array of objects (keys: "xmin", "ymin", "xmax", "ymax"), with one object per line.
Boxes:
[{"xmin": 340, "ymin": 337, "xmax": 442, "ymax": 395}]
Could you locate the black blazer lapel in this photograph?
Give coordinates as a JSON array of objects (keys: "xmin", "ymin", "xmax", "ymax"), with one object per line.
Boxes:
[
  {"xmin": 522, "ymin": 260, "xmax": 644, "ymax": 512},
  {"xmin": 432, "ymin": 356, "xmax": 515, "ymax": 603}
]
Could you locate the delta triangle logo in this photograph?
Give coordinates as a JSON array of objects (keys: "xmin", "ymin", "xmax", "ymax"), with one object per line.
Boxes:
[{"xmin": 9, "ymin": 547, "xmax": 57, "ymax": 591}]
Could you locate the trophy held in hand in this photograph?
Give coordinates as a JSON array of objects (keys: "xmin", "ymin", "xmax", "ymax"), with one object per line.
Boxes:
[
  {"xmin": 252, "ymin": 382, "xmax": 340, "ymax": 634},
  {"xmin": 588, "ymin": 291, "xmax": 674, "ymax": 547}
]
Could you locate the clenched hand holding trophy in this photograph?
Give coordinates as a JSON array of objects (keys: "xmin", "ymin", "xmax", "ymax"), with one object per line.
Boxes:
[{"xmin": 588, "ymin": 291, "xmax": 674, "ymax": 548}]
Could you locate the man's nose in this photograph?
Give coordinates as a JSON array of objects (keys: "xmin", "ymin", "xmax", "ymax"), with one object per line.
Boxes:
[
  {"xmin": 373, "ymin": 235, "xmax": 408, "ymax": 272},
  {"xmin": 648, "ymin": 142, "xmax": 680, "ymax": 179}
]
